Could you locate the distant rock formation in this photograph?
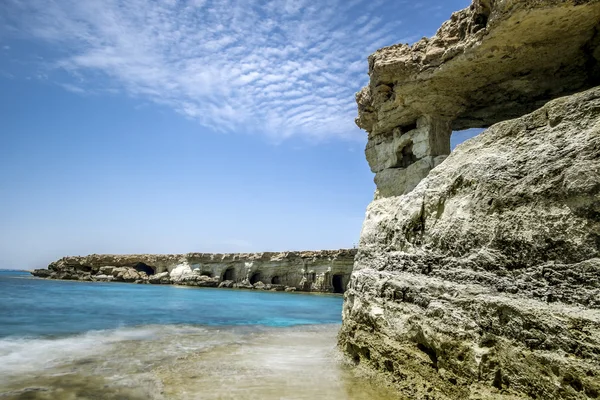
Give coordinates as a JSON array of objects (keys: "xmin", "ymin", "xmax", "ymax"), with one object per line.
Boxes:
[
  {"xmin": 341, "ymin": 0, "xmax": 600, "ymax": 399},
  {"xmin": 31, "ymin": 250, "xmax": 356, "ymax": 293}
]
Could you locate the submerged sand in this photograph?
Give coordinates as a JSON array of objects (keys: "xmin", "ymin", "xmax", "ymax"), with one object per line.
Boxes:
[{"xmin": 0, "ymin": 324, "xmax": 398, "ymax": 400}]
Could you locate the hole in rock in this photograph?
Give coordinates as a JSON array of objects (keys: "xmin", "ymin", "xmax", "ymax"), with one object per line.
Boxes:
[
  {"xmin": 492, "ymin": 369, "xmax": 503, "ymax": 389},
  {"xmin": 563, "ymin": 374, "xmax": 583, "ymax": 392},
  {"xmin": 332, "ymin": 274, "xmax": 345, "ymax": 294},
  {"xmin": 271, "ymin": 276, "xmax": 281, "ymax": 284},
  {"xmin": 249, "ymin": 273, "xmax": 261, "ymax": 284},
  {"xmin": 400, "ymin": 121, "xmax": 417, "ymax": 132},
  {"xmin": 395, "ymin": 141, "xmax": 418, "ymax": 168},
  {"xmin": 223, "ymin": 268, "xmax": 235, "ymax": 281},
  {"xmin": 451, "ymin": 128, "xmax": 485, "ymax": 150},
  {"xmin": 384, "ymin": 360, "xmax": 394, "ymax": 372},
  {"xmin": 417, "ymin": 343, "xmax": 438, "ymax": 369},
  {"xmin": 473, "ymin": 13, "xmax": 488, "ymax": 32},
  {"xmin": 200, "ymin": 271, "xmax": 212, "ymax": 277},
  {"xmin": 133, "ymin": 262, "xmax": 155, "ymax": 276}
]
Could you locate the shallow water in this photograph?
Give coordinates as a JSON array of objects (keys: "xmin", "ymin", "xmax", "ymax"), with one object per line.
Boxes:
[{"xmin": 0, "ymin": 271, "xmax": 397, "ymax": 399}]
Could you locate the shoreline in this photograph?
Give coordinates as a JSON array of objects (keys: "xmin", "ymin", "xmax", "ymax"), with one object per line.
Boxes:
[
  {"xmin": 31, "ymin": 249, "xmax": 357, "ymax": 294},
  {"xmin": 27, "ymin": 273, "xmax": 346, "ymax": 297}
]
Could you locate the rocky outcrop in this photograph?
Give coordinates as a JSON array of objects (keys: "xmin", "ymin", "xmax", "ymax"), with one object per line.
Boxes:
[
  {"xmin": 31, "ymin": 250, "xmax": 356, "ymax": 293},
  {"xmin": 357, "ymin": 0, "xmax": 600, "ymax": 198},
  {"xmin": 341, "ymin": 1, "xmax": 600, "ymax": 399},
  {"xmin": 341, "ymin": 86, "xmax": 600, "ymax": 399}
]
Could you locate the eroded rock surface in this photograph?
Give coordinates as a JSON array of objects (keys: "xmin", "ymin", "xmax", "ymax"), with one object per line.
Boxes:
[
  {"xmin": 341, "ymin": 86, "xmax": 600, "ymax": 398},
  {"xmin": 343, "ymin": 2, "xmax": 600, "ymax": 396},
  {"xmin": 31, "ymin": 250, "xmax": 356, "ymax": 293},
  {"xmin": 357, "ymin": 0, "xmax": 600, "ymax": 198}
]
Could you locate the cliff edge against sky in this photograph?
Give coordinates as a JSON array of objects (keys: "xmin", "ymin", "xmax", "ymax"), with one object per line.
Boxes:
[{"xmin": 340, "ymin": 0, "xmax": 600, "ymax": 399}]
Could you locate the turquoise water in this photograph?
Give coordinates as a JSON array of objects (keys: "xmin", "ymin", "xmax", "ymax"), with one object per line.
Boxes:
[
  {"xmin": 0, "ymin": 270, "xmax": 343, "ymax": 338},
  {"xmin": 0, "ymin": 270, "xmax": 397, "ymax": 400}
]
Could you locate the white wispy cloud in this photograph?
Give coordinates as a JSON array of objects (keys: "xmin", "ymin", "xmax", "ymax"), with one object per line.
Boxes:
[{"xmin": 1, "ymin": 0, "xmax": 406, "ymax": 141}]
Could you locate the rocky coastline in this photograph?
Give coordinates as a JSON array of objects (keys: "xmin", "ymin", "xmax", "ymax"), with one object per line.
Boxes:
[
  {"xmin": 340, "ymin": 0, "xmax": 600, "ymax": 399},
  {"xmin": 31, "ymin": 250, "xmax": 357, "ymax": 293}
]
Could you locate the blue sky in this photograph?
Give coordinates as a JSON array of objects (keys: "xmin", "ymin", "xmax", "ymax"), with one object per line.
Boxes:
[{"xmin": 0, "ymin": 0, "xmax": 475, "ymax": 269}]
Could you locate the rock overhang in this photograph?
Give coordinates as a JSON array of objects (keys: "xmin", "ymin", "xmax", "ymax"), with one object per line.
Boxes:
[
  {"xmin": 359, "ymin": 0, "xmax": 600, "ymax": 134},
  {"xmin": 357, "ymin": 0, "xmax": 600, "ymax": 197}
]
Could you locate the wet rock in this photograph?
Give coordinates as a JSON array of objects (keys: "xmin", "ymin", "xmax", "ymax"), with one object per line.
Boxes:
[
  {"xmin": 235, "ymin": 280, "xmax": 254, "ymax": 290},
  {"xmin": 31, "ymin": 269, "xmax": 52, "ymax": 278},
  {"xmin": 93, "ymin": 274, "xmax": 114, "ymax": 282},
  {"xmin": 99, "ymin": 266, "xmax": 115, "ymax": 275},
  {"xmin": 218, "ymin": 280, "xmax": 234, "ymax": 289},
  {"xmin": 149, "ymin": 272, "xmax": 170, "ymax": 285}
]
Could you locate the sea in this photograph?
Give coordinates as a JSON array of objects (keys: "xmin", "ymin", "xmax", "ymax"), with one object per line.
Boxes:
[{"xmin": 0, "ymin": 270, "xmax": 396, "ymax": 399}]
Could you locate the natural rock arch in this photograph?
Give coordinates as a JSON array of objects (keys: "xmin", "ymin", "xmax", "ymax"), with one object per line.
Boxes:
[
  {"xmin": 271, "ymin": 276, "xmax": 281, "ymax": 284},
  {"xmin": 342, "ymin": 1, "xmax": 600, "ymax": 399},
  {"xmin": 357, "ymin": 0, "xmax": 600, "ymax": 198}
]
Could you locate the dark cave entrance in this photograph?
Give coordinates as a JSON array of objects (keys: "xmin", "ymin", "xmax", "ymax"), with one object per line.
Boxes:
[
  {"xmin": 249, "ymin": 273, "xmax": 261, "ymax": 284},
  {"xmin": 200, "ymin": 271, "xmax": 213, "ymax": 277},
  {"xmin": 133, "ymin": 262, "xmax": 155, "ymax": 276},
  {"xmin": 223, "ymin": 268, "xmax": 235, "ymax": 281},
  {"xmin": 332, "ymin": 274, "xmax": 345, "ymax": 294},
  {"xmin": 271, "ymin": 276, "xmax": 281, "ymax": 284}
]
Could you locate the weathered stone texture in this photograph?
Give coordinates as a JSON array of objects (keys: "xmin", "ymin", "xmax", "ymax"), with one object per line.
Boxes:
[
  {"xmin": 340, "ymin": 86, "xmax": 600, "ymax": 399},
  {"xmin": 358, "ymin": 0, "xmax": 600, "ymax": 198}
]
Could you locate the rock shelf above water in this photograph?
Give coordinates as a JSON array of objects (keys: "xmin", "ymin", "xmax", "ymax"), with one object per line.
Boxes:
[{"xmin": 31, "ymin": 250, "xmax": 357, "ymax": 293}]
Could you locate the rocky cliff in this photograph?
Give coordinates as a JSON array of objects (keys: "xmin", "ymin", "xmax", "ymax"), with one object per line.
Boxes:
[
  {"xmin": 31, "ymin": 250, "xmax": 356, "ymax": 293},
  {"xmin": 340, "ymin": 1, "xmax": 600, "ymax": 399}
]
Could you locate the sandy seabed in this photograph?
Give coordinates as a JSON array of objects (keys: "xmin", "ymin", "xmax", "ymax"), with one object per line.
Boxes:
[{"xmin": 0, "ymin": 324, "xmax": 398, "ymax": 400}]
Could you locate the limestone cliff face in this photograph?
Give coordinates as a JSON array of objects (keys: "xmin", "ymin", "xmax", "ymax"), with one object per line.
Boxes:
[
  {"xmin": 31, "ymin": 250, "xmax": 356, "ymax": 293},
  {"xmin": 357, "ymin": 0, "xmax": 600, "ymax": 198},
  {"xmin": 341, "ymin": 87, "xmax": 600, "ymax": 399},
  {"xmin": 341, "ymin": 1, "xmax": 600, "ymax": 399}
]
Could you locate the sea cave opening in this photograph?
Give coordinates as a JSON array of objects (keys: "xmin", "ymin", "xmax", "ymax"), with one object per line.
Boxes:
[
  {"xmin": 223, "ymin": 268, "xmax": 235, "ymax": 281},
  {"xmin": 271, "ymin": 276, "xmax": 281, "ymax": 284},
  {"xmin": 332, "ymin": 274, "xmax": 345, "ymax": 294},
  {"xmin": 133, "ymin": 262, "xmax": 155, "ymax": 276},
  {"xmin": 201, "ymin": 271, "xmax": 213, "ymax": 277},
  {"xmin": 249, "ymin": 272, "xmax": 261, "ymax": 284}
]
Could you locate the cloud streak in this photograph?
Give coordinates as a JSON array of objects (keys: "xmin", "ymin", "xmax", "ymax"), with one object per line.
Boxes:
[{"xmin": 1, "ymin": 0, "xmax": 408, "ymax": 141}]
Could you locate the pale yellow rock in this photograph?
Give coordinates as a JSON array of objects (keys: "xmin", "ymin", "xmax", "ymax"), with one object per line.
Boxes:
[
  {"xmin": 32, "ymin": 250, "xmax": 357, "ymax": 293},
  {"xmin": 341, "ymin": 0, "xmax": 600, "ymax": 398},
  {"xmin": 357, "ymin": 0, "xmax": 600, "ymax": 198}
]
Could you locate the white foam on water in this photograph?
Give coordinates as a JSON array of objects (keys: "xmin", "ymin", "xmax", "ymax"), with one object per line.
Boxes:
[{"xmin": 0, "ymin": 325, "xmax": 213, "ymax": 383}]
